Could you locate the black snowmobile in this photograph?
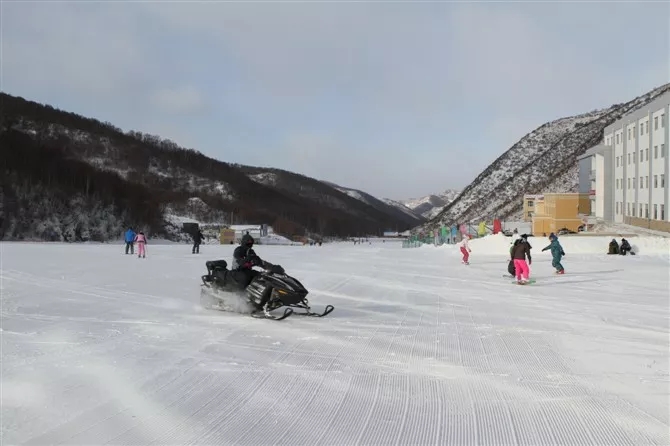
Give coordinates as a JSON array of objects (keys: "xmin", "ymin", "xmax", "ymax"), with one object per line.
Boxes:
[{"xmin": 200, "ymin": 257, "xmax": 334, "ymax": 320}]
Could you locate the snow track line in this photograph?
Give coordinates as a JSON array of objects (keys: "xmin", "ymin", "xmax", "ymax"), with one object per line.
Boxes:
[
  {"xmin": 21, "ymin": 357, "xmax": 205, "ymax": 445},
  {"xmin": 177, "ymin": 337, "xmax": 313, "ymax": 444},
  {"xmin": 271, "ymin": 339, "xmax": 349, "ymax": 445}
]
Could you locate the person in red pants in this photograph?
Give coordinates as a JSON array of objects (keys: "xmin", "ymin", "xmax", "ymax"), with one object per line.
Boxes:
[{"xmin": 459, "ymin": 235, "xmax": 471, "ymax": 264}]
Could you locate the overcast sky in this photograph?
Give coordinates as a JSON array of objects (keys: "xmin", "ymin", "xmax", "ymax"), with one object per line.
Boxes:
[{"xmin": 3, "ymin": 1, "xmax": 669, "ymax": 200}]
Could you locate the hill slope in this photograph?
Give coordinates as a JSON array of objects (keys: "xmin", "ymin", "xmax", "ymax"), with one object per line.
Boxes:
[
  {"xmin": 0, "ymin": 92, "xmax": 418, "ymax": 241},
  {"xmin": 401, "ymin": 189, "xmax": 460, "ymax": 219},
  {"xmin": 418, "ymin": 82, "xmax": 670, "ymax": 232},
  {"xmin": 320, "ymin": 181, "xmax": 426, "ymax": 226}
]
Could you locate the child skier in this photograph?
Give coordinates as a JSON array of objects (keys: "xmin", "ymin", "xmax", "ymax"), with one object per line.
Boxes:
[
  {"xmin": 134, "ymin": 231, "xmax": 147, "ymax": 258},
  {"xmin": 459, "ymin": 235, "xmax": 471, "ymax": 265},
  {"xmin": 510, "ymin": 234, "xmax": 532, "ymax": 284},
  {"xmin": 541, "ymin": 233, "xmax": 565, "ymax": 274}
]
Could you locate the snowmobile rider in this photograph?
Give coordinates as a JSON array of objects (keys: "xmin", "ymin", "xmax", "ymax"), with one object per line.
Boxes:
[
  {"xmin": 233, "ymin": 233, "xmax": 264, "ymax": 283},
  {"xmin": 233, "ymin": 233, "xmax": 277, "ymax": 312}
]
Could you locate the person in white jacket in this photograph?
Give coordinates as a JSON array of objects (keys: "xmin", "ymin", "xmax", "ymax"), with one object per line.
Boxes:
[{"xmin": 459, "ymin": 235, "xmax": 471, "ymax": 264}]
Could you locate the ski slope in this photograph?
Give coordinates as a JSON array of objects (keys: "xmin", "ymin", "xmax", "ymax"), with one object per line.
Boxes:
[{"xmin": 2, "ymin": 239, "xmax": 669, "ymax": 445}]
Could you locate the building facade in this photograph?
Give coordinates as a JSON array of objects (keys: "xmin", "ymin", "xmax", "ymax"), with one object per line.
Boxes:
[
  {"xmin": 580, "ymin": 90, "xmax": 670, "ymax": 232},
  {"xmin": 529, "ymin": 193, "xmax": 590, "ymax": 235},
  {"xmin": 522, "ymin": 194, "xmax": 544, "ymax": 221}
]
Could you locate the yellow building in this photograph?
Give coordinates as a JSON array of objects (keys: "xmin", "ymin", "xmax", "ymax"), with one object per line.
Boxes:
[
  {"xmin": 531, "ymin": 193, "xmax": 590, "ymax": 235},
  {"xmin": 219, "ymin": 228, "xmax": 236, "ymax": 244},
  {"xmin": 522, "ymin": 194, "xmax": 544, "ymax": 222}
]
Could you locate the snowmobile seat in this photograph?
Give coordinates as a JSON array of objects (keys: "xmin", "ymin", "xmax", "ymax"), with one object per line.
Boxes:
[{"xmin": 206, "ymin": 260, "xmax": 228, "ymax": 274}]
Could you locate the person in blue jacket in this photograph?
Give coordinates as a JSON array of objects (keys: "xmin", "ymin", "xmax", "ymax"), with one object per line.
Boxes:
[
  {"xmin": 541, "ymin": 232, "xmax": 565, "ymax": 274},
  {"xmin": 124, "ymin": 227, "xmax": 136, "ymax": 255}
]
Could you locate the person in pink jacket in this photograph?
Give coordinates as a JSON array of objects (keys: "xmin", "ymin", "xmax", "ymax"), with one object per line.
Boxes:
[
  {"xmin": 134, "ymin": 231, "xmax": 147, "ymax": 258},
  {"xmin": 459, "ymin": 235, "xmax": 471, "ymax": 264}
]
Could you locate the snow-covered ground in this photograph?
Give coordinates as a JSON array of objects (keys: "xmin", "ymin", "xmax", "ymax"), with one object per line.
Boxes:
[{"xmin": 2, "ymin": 239, "xmax": 668, "ymax": 445}]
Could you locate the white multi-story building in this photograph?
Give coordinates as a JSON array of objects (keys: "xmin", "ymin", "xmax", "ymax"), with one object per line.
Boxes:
[{"xmin": 578, "ymin": 89, "xmax": 670, "ymax": 232}]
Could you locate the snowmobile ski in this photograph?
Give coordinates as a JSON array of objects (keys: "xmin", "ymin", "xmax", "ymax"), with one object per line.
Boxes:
[
  {"xmin": 291, "ymin": 304, "xmax": 335, "ymax": 318},
  {"xmin": 250, "ymin": 307, "xmax": 294, "ymax": 321}
]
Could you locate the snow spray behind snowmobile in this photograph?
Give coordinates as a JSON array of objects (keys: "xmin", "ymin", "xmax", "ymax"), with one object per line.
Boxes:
[{"xmin": 200, "ymin": 258, "xmax": 334, "ymax": 320}]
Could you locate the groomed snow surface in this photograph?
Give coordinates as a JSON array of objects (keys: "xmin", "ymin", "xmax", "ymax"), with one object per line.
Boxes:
[{"xmin": 2, "ymin": 237, "xmax": 669, "ymax": 445}]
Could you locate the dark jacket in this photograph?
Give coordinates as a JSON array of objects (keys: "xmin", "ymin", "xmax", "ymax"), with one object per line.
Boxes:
[
  {"xmin": 608, "ymin": 239, "xmax": 619, "ymax": 254},
  {"xmin": 542, "ymin": 238, "xmax": 565, "ymax": 259},
  {"xmin": 193, "ymin": 231, "xmax": 204, "ymax": 244},
  {"xmin": 511, "ymin": 240, "xmax": 532, "ymax": 262},
  {"xmin": 233, "ymin": 245, "xmax": 263, "ymax": 270}
]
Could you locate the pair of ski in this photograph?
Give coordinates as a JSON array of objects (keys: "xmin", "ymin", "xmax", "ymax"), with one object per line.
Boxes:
[{"xmin": 250, "ymin": 305, "xmax": 335, "ymax": 321}]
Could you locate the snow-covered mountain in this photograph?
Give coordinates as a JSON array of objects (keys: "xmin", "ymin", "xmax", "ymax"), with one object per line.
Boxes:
[
  {"xmin": 321, "ymin": 182, "xmax": 426, "ymax": 226},
  {"xmin": 401, "ymin": 189, "xmax": 460, "ymax": 219},
  {"xmin": 417, "ymin": 82, "xmax": 670, "ymax": 232},
  {"xmin": 1, "ymin": 93, "xmax": 423, "ymax": 241}
]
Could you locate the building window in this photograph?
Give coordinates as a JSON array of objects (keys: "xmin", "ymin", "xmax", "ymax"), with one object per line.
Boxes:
[
  {"xmin": 628, "ymin": 128, "xmax": 631, "ymax": 140},
  {"xmin": 616, "ymin": 202, "xmax": 619, "ymax": 214},
  {"xmin": 662, "ymin": 205, "xmax": 665, "ymax": 220},
  {"xmin": 645, "ymin": 148, "xmax": 648, "ymax": 161},
  {"xmin": 655, "ymin": 116, "xmax": 658, "ymax": 130},
  {"xmin": 662, "ymin": 114, "xmax": 666, "ymax": 128},
  {"xmin": 641, "ymin": 123, "xmax": 645, "ymax": 135},
  {"xmin": 628, "ymin": 153, "xmax": 631, "ymax": 164},
  {"xmin": 654, "ymin": 204, "xmax": 658, "ymax": 220},
  {"xmin": 662, "ymin": 143, "xmax": 666, "ymax": 157},
  {"xmin": 645, "ymin": 204, "xmax": 649, "ymax": 219},
  {"xmin": 639, "ymin": 204, "xmax": 643, "ymax": 217},
  {"xmin": 628, "ymin": 178, "xmax": 631, "ymax": 189},
  {"xmin": 646, "ymin": 176, "xmax": 649, "ymax": 188},
  {"xmin": 527, "ymin": 200, "xmax": 534, "ymax": 207},
  {"xmin": 655, "ymin": 145, "xmax": 658, "ymax": 158},
  {"xmin": 654, "ymin": 175, "xmax": 658, "ymax": 188},
  {"xmin": 662, "ymin": 174, "xmax": 666, "ymax": 188}
]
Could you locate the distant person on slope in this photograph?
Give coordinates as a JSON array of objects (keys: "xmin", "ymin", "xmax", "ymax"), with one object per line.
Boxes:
[
  {"xmin": 608, "ymin": 238, "xmax": 620, "ymax": 255},
  {"xmin": 134, "ymin": 231, "xmax": 147, "ymax": 258},
  {"xmin": 459, "ymin": 235, "xmax": 471, "ymax": 264},
  {"xmin": 192, "ymin": 230, "xmax": 204, "ymax": 254},
  {"xmin": 511, "ymin": 234, "xmax": 532, "ymax": 284},
  {"xmin": 124, "ymin": 227, "xmax": 136, "ymax": 255},
  {"xmin": 619, "ymin": 238, "xmax": 633, "ymax": 255},
  {"xmin": 541, "ymin": 233, "xmax": 565, "ymax": 274}
]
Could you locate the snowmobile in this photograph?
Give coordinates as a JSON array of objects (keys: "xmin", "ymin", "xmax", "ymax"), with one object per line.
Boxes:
[{"xmin": 199, "ymin": 257, "xmax": 334, "ymax": 321}]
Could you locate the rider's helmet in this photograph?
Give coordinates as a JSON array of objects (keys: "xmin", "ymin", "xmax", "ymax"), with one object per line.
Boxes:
[{"xmin": 241, "ymin": 232, "xmax": 254, "ymax": 247}]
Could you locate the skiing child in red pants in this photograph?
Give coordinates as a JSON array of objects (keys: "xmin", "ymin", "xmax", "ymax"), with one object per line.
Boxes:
[{"xmin": 459, "ymin": 235, "xmax": 471, "ymax": 264}]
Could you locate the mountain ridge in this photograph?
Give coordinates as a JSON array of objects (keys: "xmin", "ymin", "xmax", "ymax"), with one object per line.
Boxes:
[
  {"xmin": 0, "ymin": 92, "xmax": 420, "ymax": 241},
  {"xmin": 417, "ymin": 82, "xmax": 670, "ymax": 232}
]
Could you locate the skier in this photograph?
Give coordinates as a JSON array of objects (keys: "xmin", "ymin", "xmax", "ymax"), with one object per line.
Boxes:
[
  {"xmin": 459, "ymin": 235, "xmax": 471, "ymax": 264},
  {"xmin": 510, "ymin": 234, "xmax": 532, "ymax": 284},
  {"xmin": 124, "ymin": 227, "xmax": 136, "ymax": 255},
  {"xmin": 541, "ymin": 233, "xmax": 565, "ymax": 274},
  {"xmin": 192, "ymin": 230, "xmax": 204, "ymax": 254},
  {"xmin": 134, "ymin": 231, "xmax": 147, "ymax": 258}
]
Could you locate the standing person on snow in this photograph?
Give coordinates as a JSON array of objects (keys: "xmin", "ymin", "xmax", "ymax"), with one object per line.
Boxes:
[
  {"xmin": 541, "ymin": 233, "xmax": 565, "ymax": 274},
  {"xmin": 192, "ymin": 230, "xmax": 204, "ymax": 254},
  {"xmin": 134, "ymin": 231, "xmax": 147, "ymax": 258},
  {"xmin": 124, "ymin": 227, "xmax": 136, "ymax": 255},
  {"xmin": 459, "ymin": 235, "xmax": 471, "ymax": 264},
  {"xmin": 511, "ymin": 234, "xmax": 532, "ymax": 284}
]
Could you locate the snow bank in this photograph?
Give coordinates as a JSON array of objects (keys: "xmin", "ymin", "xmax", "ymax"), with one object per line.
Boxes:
[
  {"xmin": 427, "ymin": 233, "xmax": 670, "ymax": 257},
  {"xmin": 259, "ymin": 234, "xmax": 299, "ymax": 245}
]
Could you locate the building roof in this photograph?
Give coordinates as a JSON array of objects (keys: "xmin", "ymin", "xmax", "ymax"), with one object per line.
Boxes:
[
  {"xmin": 603, "ymin": 88, "xmax": 670, "ymax": 134},
  {"xmin": 577, "ymin": 143, "xmax": 607, "ymax": 161}
]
